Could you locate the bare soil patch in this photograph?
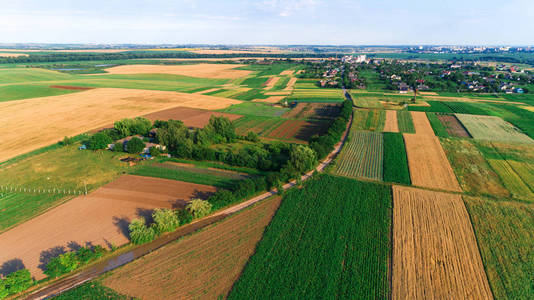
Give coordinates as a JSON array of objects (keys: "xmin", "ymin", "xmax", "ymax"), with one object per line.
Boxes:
[
  {"xmin": 102, "ymin": 196, "xmax": 281, "ymax": 300},
  {"xmin": 268, "ymin": 119, "xmax": 329, "ymax": 142},
  {"xmin": 392, "ymin": 186, "xmax": 492, "ymax": 300},
  {"xmin": 383, "ymin": 110, "xmax": 399, "ymax": 132},
  {"xmin": 0, "ymin": 175, "xmax": 216, "ymax": 280},
  {"xmin": 142, "ymin": 106, "xmax": 242, "ymax": 128},
  {"xmin": 283, "ymin": 103, "xmax": 341, "ymax": 120},
  {"xmin": 437, "ymin": 114, "xmax": 471, "ymax": 137},
  {"xmin": 49, "ymin": 85, "xmax": 94, "ymax": 91},
  {"xmin": 410, "ymin": 111, "xmax": 435, "ymax": 135},
  {"xmin": 403, "ymin": 133, "xmax": 461, "ymax": 192},
  {"xmin": 102, "ymin": 64, "xmax": 252, "ymax": 79},
  {"xmin": 0, "ymin": 88, "xmax": 241, "ymax": 162}
]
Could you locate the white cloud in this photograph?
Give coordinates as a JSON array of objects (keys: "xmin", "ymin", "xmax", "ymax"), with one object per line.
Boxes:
[{"xmin": 257, "ymin": 0, "xmax": 320, "ymax": 17}]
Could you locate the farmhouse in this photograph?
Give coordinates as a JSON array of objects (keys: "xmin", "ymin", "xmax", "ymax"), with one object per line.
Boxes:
[{"xmin": 110, "ymin": 135, "xmax": 166, "ymax": 154}]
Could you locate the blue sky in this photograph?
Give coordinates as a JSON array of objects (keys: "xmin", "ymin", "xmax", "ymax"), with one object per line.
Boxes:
[{"xmin": 0, "ymin": 0, "xmax": 532, "ymax": 45}]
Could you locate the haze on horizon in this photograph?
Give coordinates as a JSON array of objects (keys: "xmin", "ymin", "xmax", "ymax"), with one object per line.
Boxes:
[{"xmin": 0, "ymin": 0, "xmax": 533, "ymax": 46}]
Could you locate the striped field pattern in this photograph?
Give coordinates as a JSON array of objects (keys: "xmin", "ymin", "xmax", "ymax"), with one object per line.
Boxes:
[{"xmin": 334, "ymin": 131, "xmax": 383, "ymax": 180}]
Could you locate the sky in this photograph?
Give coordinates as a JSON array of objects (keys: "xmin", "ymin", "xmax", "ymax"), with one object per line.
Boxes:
[{"xmin": 0, "ymin": 0, "xmax": 533, "ymax": 45}]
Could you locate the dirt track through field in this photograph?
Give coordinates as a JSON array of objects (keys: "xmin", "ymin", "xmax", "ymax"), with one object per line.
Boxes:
[
  {"xmin": 410, "ymin": 111, "xmax": 435, "ymax": 135},
  {"xmin": 102, "ymin": 64, "xmax": 251, "ymax": 79},
  {"xmin": 392, "ymin": 186, "xmax": 493, "ymax": 300},
  {"xmin": 102, "ymin": 196, "xmax": 281, "ymax": 299},
  {"xmin": 383, "ymin": 110, "xmax": 399, "ymax": 132},
  {"xmin": 0, "ymin": 88, "xmax": 241, "ymax": 162},
  {"xmin": 403, "ymin": 134, "xmax": 461, "ymax": 192},
  {"xmin": 0, "ymin": 175, "xmax": 216, "ymax": 280}
]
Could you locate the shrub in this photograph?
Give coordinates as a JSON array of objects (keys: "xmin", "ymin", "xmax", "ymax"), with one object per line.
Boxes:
[
  {"xmin": 87, "ymin": 133, "xmax": 112, "ymax": 150},
  {"xmin": 186, "ymin": 199, "xmax": 213, "ymax": 219},
  {"xmin": 126, "ymin": 137, "xmax": 145, "ymax": 154},
  {"xmin": 114, "ymin": 117, "xmax": 152, "ymax": 137},
  {"xmin": 61, "ymin": 136, "xmax": 74, "ymax": 146},
  {"xmin": 128, "ymin": 218, "xmax": 156, "ymax": 245},
  {"xmin": 286, "ymin": 145, "xmax": 317, "ymax": 175},
  {"xmin": 45, "ymin": 252, "xmax": 80, "ymax": 278},
  {"xmin": 245, "ymin": 131, "xmax": 259, "ymax": 142},
  {"xmin": 0, "ymin": 269, "xmax": 34, "ymax": 298},
  {"xmin": 112, "ymin": 142, "xmax": 123, "ymax": 152},
  {"xmin": 152, "ymin": 208, "xmax": 180, "ymax": 234},
  {"xmin": 149, "ymin": 146, "xmax": 161, "ymax": 156}
]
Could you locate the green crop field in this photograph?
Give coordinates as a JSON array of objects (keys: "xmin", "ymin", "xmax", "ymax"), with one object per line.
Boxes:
[
  {"xmin": 486, "ymin": 159, "xmax": 534, "ymax": 200},
  {"xmin": 408, "ymin": 101, "xmax": 454, "ymax": 113},
  {"xmin": 230, "ymin": 88, "xmax": 270, "ymax": 101},
  {"xmin": 228, "ymin": 175, "xmax": 391, "ymax": 300},
  {"xmin": 426, "ymin": 112, "xmax": 449, "ymax": 137},
  {"xmin": 456, "ymin": 114, "xmax": 534, "ymax": 144},
  {"xmin": 463, "ymin": 196, "xmax": 534, "ymax": 300},
  {"xmin": 383, "ymin": 132, "xmax": 410, "ymax": 185},
  {"xmin": 131, "ymin": 163, "xmax": 242, "ymax": 189},
  {"xmin": 0, "ymin": 84, "xmax": 81, "ymax": 102},
  {"xmin": 241, "ymin": 76, "xmax": 269, "ymax": 88},
  {"xmin": 272, "ymin": 76, "xmax": 290, "ymax": 91},
  {"xmin": 350, "ymin": 109, "xmax": 384, "ymax": 132},
  {"xmin": 233, "ymin": 116, "xmax": 285, "ymax": 136},
  {"xmin": 397, "ymin": 111, "xmax": 415, "ymax": 133},
  {"xmin": 440, "ymin": 138, "xmax": 509, "ymax": 198},
  {"xmin": 334, "ymin": 131, "xmax": 383, "ymax": 180},
  {"xmin": 220, "ymin": 102, "xmax": 289, "ymax": 117},
  {"xmin": 52, "ymin": 280, "xmax": 129, "ymax": 300}
]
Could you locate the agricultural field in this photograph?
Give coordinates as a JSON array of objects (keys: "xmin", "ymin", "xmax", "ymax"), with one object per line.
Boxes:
[
  {"xmin": 425, "ymin": 112, "xmax": 449, "ymax": 137},
  {"xmin": 229, "ymin": 175, "xmax": 391, "ymax": 299},
  {"xmin": 290, "ymin": 88, "xmax": 345, "ymax": 102},
  {"xmin": 282, "ymin": 102, "xmax": 341, "ymax": 120},
  {"xmin": 396, "ymin": 110, "xmax": 415, "ymax": 133},
  {"xmin": 392, "ymin": 186, "xmax": 493, "ymax": 300},
  {"xmin": 142, "ymin": 106, "xmax": 242, "ymax": 128},
  {"xmin": 383, "ymin": 132, "xmax": 410, "ymax": 185},
  {"xmin": 267, "ymin": 119, "xmax": 329, "ymax": 142},
  {"xmin": 463, "ymin": 196, "xmax": 534, "ymax": 300},
  {"xmin": 440, "ymin": 138, "xmax": 509, "ymax": 198},
  {"xmin": 233, "ymin": 116, "xmax": 285, "ymax": 136},
  {"xmin": 0, "ymin": 88, "xmax": 241, "ymax": 162},
  {"xmin": 351, "ymin": 109, "xmax": 385, "ymax": 132},
  {"xmin": 333, "ymin": 131, "xmax": 383, "ymax": 180},
  {"xmin": 383, "ymin": 110, "xmax": 399, "ymax": 132},
  {"xmin": 403, "ymin": 134, "xmax": 461, "ymax": 192},
  {"xmin": 436, "ymin": 114, "xmax": 471, "ymax": 138},
  {"xmin": 456, "ymin": 114, "xmax": 534, "ymax": 144},
  {"xmin": 410, "ymin": 111, "xmax": 435, "ymax": 135},
  {"xmin": 220, "ymin": 102, "xmax": 289, "ymax": 117},
  {"xmin": 0, "ymin": 175, "xmax": 217, "ymax": 280},
  {"xmin": 101, "ymin": 63, "xmax": 252, "ymax": 79},
  {"xmin": 101, "ymin": 195, "xmax": 282, "ymax": 300}
]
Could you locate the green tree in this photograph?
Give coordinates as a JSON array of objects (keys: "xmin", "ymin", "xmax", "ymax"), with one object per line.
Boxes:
[
  {"xmin": 87, "ymin": 133, "xmax": 112, "ymax": 150},
  {"xmin": 286, "ymin": 145, "xmax": 317, "ymax": 174},
  {"xmin": 149, "ymin": 146, "xmax": 161, "ymax": 156},
  {"xmin": 44, "ymin": 252, "xmax": 80, "ymax": 278},
  {"xmin": 128, "ymin": 218, "xmax": 156, "ymax": 245},
  {"xmin": 0, "ymin": 269, "xmax": 34, "ymax": 296},
  {"xmin": 126, "ymin": 137, "xmax": 145, "ymax": 154},
  {"xmin": 112, "ymin": 142, "xmax": 123, "ymax": 152},
  {"xmin": 186, "ymin": 199, "xmax": 213, "ymax": 219},
  {"xmin": 152, "ymin": 208, "xmax": 180, "ymax": 233}
]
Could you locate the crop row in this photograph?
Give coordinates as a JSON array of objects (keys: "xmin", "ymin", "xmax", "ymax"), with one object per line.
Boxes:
[
  {"xmin": 228, "ymin": 174, "xmax": 391, "ymax": 299},
  {"xmin": 334, "ymin": 131, "xmax": 383, "ymax": 180},
  {"xmin": 383, "ymin": 132, "xmax": 411, "ymax": 185},
  {"xmin": 397, "ymin": 111, "xmax": 415, "ymax": 133}
]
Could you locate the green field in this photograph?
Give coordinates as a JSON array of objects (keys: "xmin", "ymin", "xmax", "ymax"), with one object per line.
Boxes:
[
  {"xmin": 383, "ymin": 132, "xmax": 410, "ymax": 185},
  {"xmin": 426, "ymin": 112, "xmax": 449, "ymax": 137},
  {"xmin": 397, "ymin": 111, "xmax": 415, "ymax": 133},
  {"xmin": 334, "ymin": 131, "xmax": 383, "ymax": 180},
  {"xmin": 228, "ymin": 175, "xmax": 391, "ymax": 299},
  {"xmin": 456, "ymin": 114, "xmax": 534, "ymax": 144},
  {"xmin": 51, "ymin": 280, "xmax": 129, "ymax": 300},
  {"xmin": 233, "ymin": 116, "xmax": 285, "ymax": 136},
  {"xmin": 220, "ymin": 102, "xmax": 289, "ymax": 117},
  {"xmin": 464, "ymin": 196, "xmax": 534, "ymax": 300},
  {"xmin": 131, "ymin": 163, "xmax": 242, "ymax": 189}
]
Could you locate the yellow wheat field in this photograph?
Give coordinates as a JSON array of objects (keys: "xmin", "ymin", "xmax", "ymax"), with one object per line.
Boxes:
[{"xmin": 102, "ymin": 64, "xmax": 252, "ymax": 79}]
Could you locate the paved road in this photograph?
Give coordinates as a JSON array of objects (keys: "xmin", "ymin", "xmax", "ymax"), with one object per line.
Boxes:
[{"xmin": 25, "ymin": 113, "xmax": 353, "ymax": 300}]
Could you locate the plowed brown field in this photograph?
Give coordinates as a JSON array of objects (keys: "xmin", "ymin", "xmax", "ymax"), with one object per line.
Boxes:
[
  {"xmin": 410, "ymin": 111, "xmax": 435, "ymax": 135},
  {"xmin": 103, "ymin": 196, "xmax": 282, "ymax": 300},
  {"xmin": 383, "ymin": 110, "xmax": 399, "ymax": 132},
  {"xmin": 0, "ymin": 175, "xmax": 216, "ymax": 280},
  {"xmin": 0, "ymin": 88, "xmax": 241, "ymax": 162},
  {"xmin": 403, "ymin": 134, "xmax": 461, "ymax": 192},
  {"xmin": 283, "ymin": 103, "xmax": 341, "ymax": 120},
  {"xmin": 392, "ymin": 186, "xmax": 493, "ymax": 300},
  {"xmin": 268, "ymin": 120, "xmax": 328, "ymax": 142},
  {"xmin": 102, "ymin": 64, "xmax": 251, "ymax": 79},
  {"xmin": 143, "ymin": 107, "xmax": 242, "ymax": 128}
]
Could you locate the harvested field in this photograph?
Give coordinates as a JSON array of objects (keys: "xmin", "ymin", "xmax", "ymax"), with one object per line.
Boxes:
[
  {"xmin": 251, "ymin": 96, "xmax": 285, "ymax": 103},
  {"xmin": 383, "ymin": 110, "xmax": 399, "ymax": 132},
  {"xmin": 279, "ymin": 70, "xmax": 294, "ymax": 75},
  {"xmin": 403, "ymin": 134, "xmax": 461, "ymax": 192},
  {"xmin": 436, "ymin": 114, "xmax": 471, "ymax": 137},
  {"xmin": 456, "ymin": 114, "xmax": 534, "ymax": 144},
  {"xmin": 283, "ymin": 102, "xmax": 341, "ymax": 120},
  {"xmin": 418, "ymin": 91, "xmax": 438, "ymax": 95},
  {"xmin": 0, "ymin": 52, "xmax": 29, "ymax": 57},
  {"xmin": 0, "ymin": 88, "xmax": 240, "ymax": 162},
  {"xmin": 0, "ymin": 175, "xmax": 217, "ymax": 280},
  {"xmin": 142, "ymin": 106, "xmax": 242, "ymax": 128},
  {"xmin": 102, "ymin": 196, "xmax": 281, "ymax": 300},
  {"xmin": 102, "ymin": 64, "xmax": 252, "ymax": 79},
  {"xmin": 267, "ymin": 119, "xmax": 328, "ymax": 142},
  {"xmin": 392, "ymin": 186, "xmax": 493, "ymax": 300},
  {"xmin": 263, "ymin": 76, "xmax": 280, "ymax": 90},
  {"xmin": 410, "ymin": 111, "xmax": 435, "ymax": 135},
  {"xmin": 194, "ymin": 87, "xmax": 221, "ymax": 94},
  {"xmin": 49, "ymin": 85, "xmax": 94, "ymax": 90},
  {"xmin": 284, "ymin": 77, "xmax": 297, "ymax": 91}
]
